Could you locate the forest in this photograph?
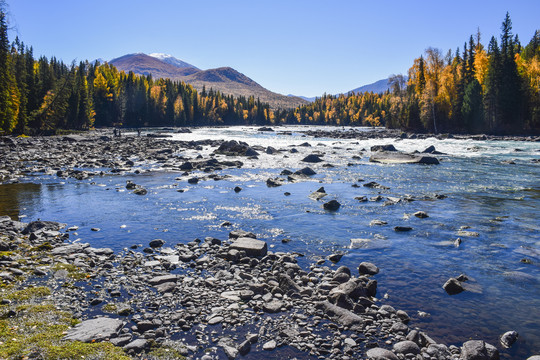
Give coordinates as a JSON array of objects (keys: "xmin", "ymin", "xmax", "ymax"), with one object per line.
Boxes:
[{"xmin": 0, "ymin": 10, "xmax": 538, "ymax": 135}]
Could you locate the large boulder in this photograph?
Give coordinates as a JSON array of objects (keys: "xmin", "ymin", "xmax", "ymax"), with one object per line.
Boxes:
[
  {"xmin": 358, "ymin": 262, "xmax": 379, "ymax": 275},
  {"xmin": 302, "ymin": 154, "xmax": 323, "ymax": 163},
  {"xmin": 230, "ymin": 237, "xmax": 267, "ymax": 257},
  {"xmin": 461, "ymin": 340, "xmax": 500, "ymax": 360},
  {"xmin": 214, "ymin": 140, "xmax": 259, "ymax": 157},
  {"xmin": 22, "ymin": 220, "xmax": 66, "ymax": 235}
]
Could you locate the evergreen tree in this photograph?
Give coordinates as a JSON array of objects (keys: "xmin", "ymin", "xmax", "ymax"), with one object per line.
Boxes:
[
  {"xmin": 13, "ymin": 38, "xmax": 28, "ymax": 134},
  {"xmin": 499, "ymin": 13, "xmax": 523, "ymax": 132},
  {"xmin": 0, "ymin": 10, "xmax": 19, "ymax": 133},
  {"xmin": 484, "ymin": 36, "xmax": 501, "ymax": 132},
  {"xmin": 462, "ymin": 78, "xmax": 484, "ymax": 132}
]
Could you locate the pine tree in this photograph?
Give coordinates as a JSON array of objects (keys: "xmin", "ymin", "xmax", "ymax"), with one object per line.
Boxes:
[
  {"xmin": 0, "ymin": 10, "xmax": 19, "ymax": 133},
  {"xmin": 13, "ymin": 38, "xmax": 28, "ymax": 134},
  {"xmin": 484, "ymin": 36, "xmax": 501, "ymax": 132},
  {"xmin": 462, "ymin": 78, "xmax": 484, "ymax": 132},
  {"xmin": 499, "ymin": 13, "xmax": 523, "ymax": 132}
]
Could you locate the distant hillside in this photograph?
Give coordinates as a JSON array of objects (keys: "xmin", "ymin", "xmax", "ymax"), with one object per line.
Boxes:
[
  {"xmin": 109, "ymin": 53, "xmax": 307, "ymax": 109},
  {"xmin": 349, "ymin": 78, "xmax": 391, "ymax": 94}
]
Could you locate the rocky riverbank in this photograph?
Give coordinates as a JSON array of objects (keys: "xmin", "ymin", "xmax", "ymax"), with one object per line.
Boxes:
[
  {"xmin": 296, "ymin": 127, "xmax": 540, "ymax": 142},
  {"xmin": 0, "ymin": 216, "xmax": 509, "ymax": 360}
]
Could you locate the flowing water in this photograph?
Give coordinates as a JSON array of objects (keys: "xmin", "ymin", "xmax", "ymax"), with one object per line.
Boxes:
[{"xmin": 1, "ymin": 126, "xmax": 539, "ymax": 358}]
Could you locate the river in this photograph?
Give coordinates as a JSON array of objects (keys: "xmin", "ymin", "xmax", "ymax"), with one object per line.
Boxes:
[{"xmin": 1, "ymin": 126, "xmax": 539, "ymax": 358}]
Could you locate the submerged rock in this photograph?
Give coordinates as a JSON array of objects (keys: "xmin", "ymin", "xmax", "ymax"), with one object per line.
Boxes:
[
  {"xmin": 323, "ymin": 200, "xmax": 341, "ymax": 211},
  {"xmin": 443, "ymin": 278, "xmax": 465, "ymax": 295}
]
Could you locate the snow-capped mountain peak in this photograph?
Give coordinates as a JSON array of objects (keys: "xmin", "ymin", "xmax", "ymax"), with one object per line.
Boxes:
[{"xmin": 148, "ymin": 53, "xmax": 199, "ymax": 70}]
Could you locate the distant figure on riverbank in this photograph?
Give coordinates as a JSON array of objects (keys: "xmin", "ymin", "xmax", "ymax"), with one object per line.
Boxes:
[
  {"xmin": 113, "ymin": 128, "xmax": 117, "ymax": 137},
  {"xmin": 137, "ymin": 129, "xmax": 141, "ymax": 137}
]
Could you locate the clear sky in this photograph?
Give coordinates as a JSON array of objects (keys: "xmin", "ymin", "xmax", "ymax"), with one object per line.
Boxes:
[{"xmin": 5, "ymin": 0, "xmax": 540, "ymax": 97}]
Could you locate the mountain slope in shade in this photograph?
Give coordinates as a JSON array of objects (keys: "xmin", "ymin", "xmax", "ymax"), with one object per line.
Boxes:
[
  {"xmin": 148, "ymin": 53, "xmax": 199, "ymax": 70},
  {"xmin": 109, "ymin": 53, "xmax": 307, "ymax": 109}
]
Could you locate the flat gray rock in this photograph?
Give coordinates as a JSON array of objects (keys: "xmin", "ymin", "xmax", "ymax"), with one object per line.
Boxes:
[
  {"xmin": 263, "ymin": 299, "xmax": 285, "ymax": 313},
  {"xmin": 366, "ymin": 347, "xmax": 399, "ymax": 360},
  {"xmin": 123, "ymin": 338, "xmax": 148, "ymax": 352},
  {"xmin": 148, "ymin": 274, "xmax": 178, "ymax": 286},
  {"xmin": 63, "ymin": 317, "xmax": 123, "ymax": 342},
  {"xmin": 263, "ymin": 339, "xmax": 277, "ymax": 351},
  {"xmin": 369, "ymin": 151, "xmax": 439, "ymax": 165},
  {"xmin": 230, "ymin": 237, "xmax": 267, "ymax": 257}
]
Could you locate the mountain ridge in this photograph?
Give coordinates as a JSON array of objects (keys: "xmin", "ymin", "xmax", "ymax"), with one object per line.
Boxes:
[{"xmin": 109, "ymin": 53, "xmax": 307, "ymax": 109}]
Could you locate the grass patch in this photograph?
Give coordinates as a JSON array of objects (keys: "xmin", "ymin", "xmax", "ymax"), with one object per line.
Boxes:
[
  {"xmin": 31, "ymin": 242, "xmax": 53, "ymax": 251},
  {"xmin": 4, "ymin": 286, "xmax": 51, "ymax": 301},
  {"xmin": 101, "ymin": 303, "xmax": 118, "ymax": 313},
  {"xmin": 52, "ymin": 263, "xmax": 88, "ymax": 280},
  {"xmin": 146, "ymin": 342, "xmax": 187, "ymax": 360},
  {"xmin": 0, "ymin": 284, "xmax": 131, "ymax": 360}
]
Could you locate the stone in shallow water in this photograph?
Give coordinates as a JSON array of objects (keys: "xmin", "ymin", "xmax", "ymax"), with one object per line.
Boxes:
[
  {"xmin": 500, "ymin": 330, "xmax": 518, "ymax": 348},
  {"xmin": 358, "ymin": 262, "xmax": 379, "ymax": 275},
  {"xmin": 443, "ymin": 278, "xmax": 465, "ymax": 295},
  {"xmin": 63, "ymin": 317, "xmax": 123, "ymax": 343},
  {"xmin": 323, "ymin": 199, "xmax": 341, "ymax": 211}
]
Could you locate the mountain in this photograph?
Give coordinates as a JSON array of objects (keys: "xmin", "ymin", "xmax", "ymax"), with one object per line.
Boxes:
[
  {"xmin": 109, "ymin": 53, "xmax": 307, "ymax": 109},
  {"xmin": 348, "ymin": 78, "xmax": 392, "ymax": 94},
  {"xmin": 110, "ymin": 53, "xmax": 199, "ymax": 78},
  {"xmin": 148, "ymin": 53, "xmax": 199, "ymax": 70},
  {"xmin": 288, "ymin": 77, "xmax": 402, "ymax": 103}
]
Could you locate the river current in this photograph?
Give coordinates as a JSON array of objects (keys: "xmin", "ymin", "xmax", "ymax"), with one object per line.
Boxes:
[{"xmin": 1, "ymin": 126, "xmax": 539, "ymax": 358}]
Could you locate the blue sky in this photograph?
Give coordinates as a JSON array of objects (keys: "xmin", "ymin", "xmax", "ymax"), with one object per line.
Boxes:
[{"xmin": 6, "ymin": 0, "xmax": 540, "ymax": 97}]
